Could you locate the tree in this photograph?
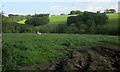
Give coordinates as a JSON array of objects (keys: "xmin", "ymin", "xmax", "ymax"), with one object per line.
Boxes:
[
  {"xmin": 76, "ymin": 10, "xmax": 81, "ymax": 14},
  {"xmin": 109, "ymin": 9, "xmax": 116, "ymax": 13},
  {"xmin": 61, "ymin": 13, "xmax": 65, "ymax": 15},
  {"xmin": 8, "ymin": 14, "xmax": 19, "ymax": 17},
  {"xmin": 67, "ymin": 12, "xmax": 108, "ymax": 26},
  {"xmin": 65, "ymin": 24, "xmax": 79, "ymax": 33},
  {"xmin": 104, "ymin": 9, "xmax": 116, "ymax": 13},
  {"xmin": 66, "ymin": 11, "xmax": 108, "ymax": 34},
  {"xmin": 25, "ymin": 14, "xmax": 50, "ymax": 26},
  {"xmin": 86, "ymin": 19, "xmax": 96, "ymax": 27},
  {"xmin": 25, "ymin": 16, "xmax": 49, "ymax": 26},
  {"xmin": 75, "ymin": 21, "xmax": 87, "ymax": 33},
  {"xmin": 32, "ymin": 14, "xmax": 50, "ymax": 17},
  {"xmin": 69, "ymin": 10, "xmax": 81, "ymax": 15},
  {"xmin": 86, "ymin": 19, "xmax": 96, "ymax": 33},
  {"xmin": 70, "ymin": 10, "xmax": 76, "ymax": 15},
  {"xmin": 94, "ymin": 13, "xmax": 108, "ymax": 25},
  {"xmin": 67, "ymin": 16, "xmax": 78, "ymax": 26},
  {"xmin": 97, "ymin": 10, "xmax": 101, "ymax": 13}
]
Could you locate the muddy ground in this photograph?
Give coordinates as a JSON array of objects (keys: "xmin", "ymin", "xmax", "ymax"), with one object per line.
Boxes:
[{"xmin": 20, "ymin": 46, "xmax": 120, "ymax": 71}]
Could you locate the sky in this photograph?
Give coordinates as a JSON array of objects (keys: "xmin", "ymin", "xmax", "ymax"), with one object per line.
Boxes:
[
  {"xmin": 0, "ymin": 0, "xmax": 119, "ymax": 15},
  {"xmin": 1, "ymin": 0, "xmax": 120, "ymax": 2}
]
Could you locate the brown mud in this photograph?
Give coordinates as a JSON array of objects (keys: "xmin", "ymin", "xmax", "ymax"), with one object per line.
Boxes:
[{"xmin": 20, "ymin": 46, "xmax": 120, "ymax": 71}]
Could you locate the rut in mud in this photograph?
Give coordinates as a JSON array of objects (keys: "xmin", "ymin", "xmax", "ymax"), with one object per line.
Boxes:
[{"xmin": 21, "ymin": 46, "xmax": 120, "ymax": 71}]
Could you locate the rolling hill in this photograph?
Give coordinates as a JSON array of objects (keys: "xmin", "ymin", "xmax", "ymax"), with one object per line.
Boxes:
[{"xmin": 17, "ymin": 14, "xmax": 118, "ymax": 29}]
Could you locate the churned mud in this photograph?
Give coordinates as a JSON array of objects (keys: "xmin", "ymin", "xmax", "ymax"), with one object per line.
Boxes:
[{"xmin": 20, "ymin": 46, "xmax": 120, "ymax": 71}]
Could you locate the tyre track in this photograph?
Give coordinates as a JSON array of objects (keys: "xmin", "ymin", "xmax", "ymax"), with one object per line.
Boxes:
[{"xmin": 20, "ymin": 46, "xmax": 120, "ymax": 71}]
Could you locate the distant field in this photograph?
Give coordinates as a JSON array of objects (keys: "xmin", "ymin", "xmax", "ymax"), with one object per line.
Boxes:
[
  {"xmin": 17, "ymin": 19, "xmax": 26, "ymax": 24},
  {"xmin": 106, "ymin": 14, "xmax": 118, "ymax": 31},
  {"xmin": 17, "ymin": 15, "xmax": 75, "ymax": 25},
  {"xmin": 3, "ymin": 33, "xmax": 119, "ymax": 69},
  {"xmin": 17, "ymin": 14, "xmax": 118, "ymax": 29},
  {"xmin": 49, "ymin": 15, "xmax": 68, "ymax": 24}
]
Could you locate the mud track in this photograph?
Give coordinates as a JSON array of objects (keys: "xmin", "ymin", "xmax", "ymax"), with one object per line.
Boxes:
[{"xmin": 21, "ymin": 46, "xmax": 120, "ymax": 71}]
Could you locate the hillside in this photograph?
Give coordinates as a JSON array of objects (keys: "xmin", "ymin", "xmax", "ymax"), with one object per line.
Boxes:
[
  {"xmin": 17, "ymin": 14, "xmax": 118, "ymax": 29},
  {"xmin": 105, "ymin": 14, "xmax": 118, "ymax": 34},
  {"xmin": 49, "ymin": 15, "xmax": 68, "ymax": 24},
  {"xmin": 17, "ymin": 19, "xmax": 27, "ymax": 24}
]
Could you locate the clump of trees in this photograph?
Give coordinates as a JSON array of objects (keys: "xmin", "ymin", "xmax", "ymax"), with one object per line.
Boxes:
[
  {"xmin": 32, "ymin": 14, "xmax": 50, "ymax": 17},
  {"xmin": 104, "ymin": 9, "xmax": 116, "ymax": 13},
  {"xmin": 67, "ymin": 11, "xmax": 108, "ymax": 34},
  {"xmin": 2, "ymin": 22, "xmax": 34, "ymax": 33},
  {"xmin": 25, "ymin": 14, "xmax": 50, "ymax": 26},
  {"xmin": 2, "ymin": 11, "xmax": 119, "ymax": 35},
  {"xmin": 2, "ymin": 15, "xmax": 34, "ymax": 33},
  {"xmin": 69, "ymin": 10, "xmax": 81, "ymax": 15}
]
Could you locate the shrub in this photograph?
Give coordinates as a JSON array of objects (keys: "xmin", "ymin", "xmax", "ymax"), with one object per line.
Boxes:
[
  {"xmin": 66, "ymin": 12, "xmax": 108, "ymax": 34},
  {"xmin": 67, "ymin": 12, "xmax": 108, "ymax": 26},
  {"xmin": 95, "ymin": 25, "xmax": 107, "ymax": 34},
  {"xmin": 94, "ymin": 13, "xmax": 108, "ymax": 25},
  {"xmin": 67, "ymin": 16, "xmax": 79, "ymax": 26},
  {"xmin": 25, "ymin": 17, "xmax": 49, "ymax": 26},
  {"xmin": 65, "ymin": 24, "xmax": 79, "ymax": 33}
]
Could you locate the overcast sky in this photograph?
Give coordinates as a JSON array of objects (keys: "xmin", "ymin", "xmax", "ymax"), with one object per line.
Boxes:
[
  {"xmin": 0, "ymin": 0, "xmax": 119, "ymax": 15},
  {"xmin": 1, "ymin": 0, "xmax": 120, "ymax": 2}
]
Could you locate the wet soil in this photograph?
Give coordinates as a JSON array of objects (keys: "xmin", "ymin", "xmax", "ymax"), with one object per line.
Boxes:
[{"xmin": 20, "ymin": 46, "xmax": 120, "ymax": 71}]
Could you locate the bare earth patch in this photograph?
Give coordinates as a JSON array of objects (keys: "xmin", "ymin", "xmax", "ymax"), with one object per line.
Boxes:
[{"xmin": 20, "ymin": 46, "xmax": 120, "ymax": 71}]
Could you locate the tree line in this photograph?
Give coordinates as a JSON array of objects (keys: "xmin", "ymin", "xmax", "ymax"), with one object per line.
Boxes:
[
  {"xmin": 2, "ymin": 10, "xmax": 119, "ymax": 35},
  {"xmin": 66, "ymin": 12, "xmax": 108, "ymax": 34}
]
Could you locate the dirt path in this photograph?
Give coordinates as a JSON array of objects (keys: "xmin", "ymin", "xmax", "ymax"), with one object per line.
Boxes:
[{"xmin": 20, "ymin": 46, "xmax": 120, "ymax": 71}]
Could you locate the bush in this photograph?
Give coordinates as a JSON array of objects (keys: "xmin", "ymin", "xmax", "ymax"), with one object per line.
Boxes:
[
  {"xmin": 67, "ymin": 12, "xmax": 108, "ymax": 26},
  {"xmin": 67, "ymin": 16, "xmax": 79, "ymax": 26},
  {"xmin": 32, "ymin": 14, "xmax": 50, "ymax": 17},
  {"xmin": 69, "ymin": 10, "xmax": 81, "ymax": 15},
  {"xmin": 95, "ymin": 25, "xmax": 107, "ymax": 34},
  {"xmin": 25, "ymin": 17, "xmax": 49, "ymax": 26},
  {"xmin": 94, "ymin": 13, "xmax": 108, "ymax": 25},
  {"xmin": 56, "ymin": 24, "xmax": 67, "ymax": 33},
  {"xmin": 66, "ymin": 12, "xmax": 108, "ymax": 34},
  {"xmin": 34, "ymin": 24, "xmax": 58, "ymax": 33},
  {"xmin": 2, "ymin": 21, "xmax": 34, "ymax": 33},
  {"xmin": 65, "ymin": 24, "xmax": 79, "ymax": 33}
]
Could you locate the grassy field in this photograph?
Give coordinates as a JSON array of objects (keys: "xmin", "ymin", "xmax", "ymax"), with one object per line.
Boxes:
[
  {"xmin": 49, "ymin": 15, "xmax": 69, "ymax": 24},
  {"xmin": 105, "ymin": 14, "xmax": 118, "ymax": 31},
  {"xmin": 17, "ymin": 19, "xmax": 27, "ymax": 24},
  {"xmin": 3, "ymin": 33, "xmax": 119, "ymax": 69}
]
